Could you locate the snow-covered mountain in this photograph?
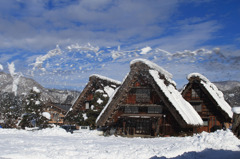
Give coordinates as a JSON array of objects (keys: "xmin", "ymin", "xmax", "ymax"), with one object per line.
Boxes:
[
  {"xmin": 213, "ymin": 81, "xmax": 240, "ymax": 107},
  {"xmin": 0, "ymin": 72, "xmax": 80, "ymax": 104},
  {"xmin": 1, "ymin": 70, "xmax": 239, "ymax": 107},
  {"xmin": 214, "ymin": 81, "xmax": 240, "ymax": 91}
]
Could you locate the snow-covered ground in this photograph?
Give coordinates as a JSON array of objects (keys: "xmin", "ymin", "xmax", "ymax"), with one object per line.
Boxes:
[{"xmin": 0, "ymin": 128, "xmax": 240, "ymax": 159}]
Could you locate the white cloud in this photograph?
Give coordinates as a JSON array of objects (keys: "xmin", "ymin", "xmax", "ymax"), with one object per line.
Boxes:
[
  {"xmin": 31, "ymin": 45, "xmax": 62, "ymax": 71},
  {"xmin": 140, "ymin": 46, "xmax": 152, "ymax": 55},
  {"xmin": 0, "ymin": 0, "xmax": 180, "ymax": 50},
  {"xmin": 0, "ymin": 64, "xmax": 3, "ymax": 70}
]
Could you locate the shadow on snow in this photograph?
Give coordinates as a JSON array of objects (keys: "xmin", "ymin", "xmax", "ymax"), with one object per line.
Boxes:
[{"xmin": 150, "ymin": 148, "xmax": 240, "ymax": 159}]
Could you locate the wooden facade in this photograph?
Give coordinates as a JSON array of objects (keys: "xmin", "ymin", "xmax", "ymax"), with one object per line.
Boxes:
[
  {"xmin": 96, "ymin": 60, "xmax": 202, "ymax": 137},
  {"xmin": 43, "ymin": 103, "xmax": 71, "ymax": 125},
  {"xmin": 182, "ymin": 75, "xmax": 232, "ymax": 133}
]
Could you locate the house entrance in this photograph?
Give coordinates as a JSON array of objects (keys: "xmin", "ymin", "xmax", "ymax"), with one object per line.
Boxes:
[
  {"xmin": 135, "ymin": 118, "xmax": 151, "ymax": 135},
  {"xmin": 125, "ymin": 118, "xmax": 152, "ymax": 136}
]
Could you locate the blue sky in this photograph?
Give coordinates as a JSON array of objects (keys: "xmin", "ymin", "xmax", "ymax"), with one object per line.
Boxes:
[{"xmin": 0, "ymin": 0, "xmax": 239, "ymax": 91}]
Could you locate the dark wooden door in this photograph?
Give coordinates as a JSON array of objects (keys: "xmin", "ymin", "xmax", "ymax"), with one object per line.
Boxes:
[{"xmin": 135, "ymin": 118, "xmax": 151, "ymax": 135}]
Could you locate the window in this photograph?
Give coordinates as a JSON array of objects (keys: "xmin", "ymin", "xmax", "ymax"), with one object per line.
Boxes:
[
  {"xmin": 138, "ymin": 107, "xmax": 148, "ymax": 113},
  {"xmin": 53, "ymin": 113, "xmax": 59, "ymax": 121},
  {"xmin": 203, "ymin": 118, "xmax": 208, "ymax": 126},
  {"xmin": 136, "ymin": 89, "xmax": 150, "ymax": 103},
  {"xmin": 191, "ymin": 103, "xmax": 202, "ymax": 112},
  {"xmin": 135, "ymin": 119, "xmax": 151, "ymax": 134},
  {"xmin": 148, "ymin": 106, "xmax": 163, "ymax": 113},
  {"xmin": 125, "ymin": 107, "xmax": 138, "ymax": 114},
  {"xmin": 191, "ymin": 88, "xmax": 201, "ymax": 99},
  {"xmin": 85, "ymin": 102, "xmax": 89, "ymax": 110},
  {"xmin": 80, "ymin": 126, "xmax": 89, "ymax": 130}
]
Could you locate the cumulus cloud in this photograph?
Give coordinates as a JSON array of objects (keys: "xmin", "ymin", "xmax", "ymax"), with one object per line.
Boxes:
[
  {"xmin": 0, "ymin": 0, "xmax": 213, "ymax": 51},
  {"xmin": 31, "ymin": 45, "xmax": 62, "ymax": 72}
]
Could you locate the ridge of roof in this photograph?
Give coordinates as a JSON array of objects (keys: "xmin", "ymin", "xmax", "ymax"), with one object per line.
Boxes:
[
  {"xmin": 90, "ymin": 74, "xmax": 121, "ymax": 85},
  {"xmin": 187, "ymin": 73, "xmax": 210, "ymax": 83},
  {"xmin": 130, "ymin": 58, "xmax": 176, "ymax": 86}
]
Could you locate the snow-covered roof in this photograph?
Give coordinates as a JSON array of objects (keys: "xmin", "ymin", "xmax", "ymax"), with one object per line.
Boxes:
[
  {"xmin": 90, "ymin": 74, "xmax": 121, "ymax": 85},
  {"xmin": 150, "ymin": 70, "xmax": 203, "ymax": 125},
  {"xmin": 66, "ymin": 74, "xmax": 121, "ymax": 117},
  {"xmin": 232, "ymin": 107, "xmax": 240, "ymax": 114},
  {"xmin": 188, "ymin": 73, "xmax": 233, "ymax": 118},
  {"xmin": 187, "ymin": 73, "xmax": 210, "ymax": 83},
  {"xmin": 103, "ymin": 86, "xmax": 115, "ymax": 97},
  {"xmin": 130, "ymin": 59, "xmax": 176, "ymax": 86}
]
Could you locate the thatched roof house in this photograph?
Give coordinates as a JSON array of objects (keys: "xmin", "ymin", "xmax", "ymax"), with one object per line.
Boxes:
[
  {"xmin": 182, "ymin": 73, "xmax": 233, "ymax": 132},
  {"xmin": 65, "ymin": 74, "xmax": 121, "ymax": 126},
  {"xmin": 43, "ymin": 102, "xmax": 71, "ymax": 125},
  {"xmin": 96, "ymin": 59, "xmax": 203, "ymax": 137}
]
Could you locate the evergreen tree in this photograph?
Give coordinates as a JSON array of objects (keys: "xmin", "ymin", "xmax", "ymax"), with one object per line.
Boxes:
[
  {"xmin": 0, "ymin": 92, "xmax": 22, "ymax": 128},
  {"xmin": 20, "ymin": 87, "xmax": 49, "ymax": 129},
  {"xmin": 65, "ymin": 111, "xmax": 84, "ymax": 126},
  {"xmin": 91, "ymin": 91, "xmax": 109, "ymax": 110}
]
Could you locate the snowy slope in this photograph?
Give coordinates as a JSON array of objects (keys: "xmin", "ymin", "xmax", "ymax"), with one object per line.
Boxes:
[
  {"xmin": 213, "ymin": 81, "xmax": 240, "ymax": 107},
  {"xmin": 213, "ymin": 81, "xmax": 240, "ymax": 91},
  {"xmin": 0, "ymin": 72, "xmax": 80, "ymax": 104},
  {"xmin": 0, "ymin": 128, "xmax": 239, "ymax": 159}
]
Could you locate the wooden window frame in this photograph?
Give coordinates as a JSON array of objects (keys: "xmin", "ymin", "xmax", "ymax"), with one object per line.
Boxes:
[
  {"xmin": 125, "ymin": 107, "xmax": 139, "ymax": 114},
  {"xmin": 148, "ymin": 106, "xmax": 163, "ymax": 114},
  {"xmin": 136, "ymin": 88, "xmax": 150, "ymax": 103}
]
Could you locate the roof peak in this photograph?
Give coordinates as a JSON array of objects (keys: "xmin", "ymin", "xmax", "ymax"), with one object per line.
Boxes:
[
  {"xmin": 187, "ymin": 73, "xmax": 210, "ymax": 83},
  {"xmin": 130, "ymin": 58, "xmax": 176, "ymax": 86},
  {"xmin": 90, "ymin": 74, "xmax": 121, "ymax": 85}
]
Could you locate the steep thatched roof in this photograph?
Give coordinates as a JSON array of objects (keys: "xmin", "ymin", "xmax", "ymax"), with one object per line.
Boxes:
[
  {"xmin": 65, "ymin": 74, "xmax": 121, "ymax": 117},
  {"xmin": 182, "ymin": 73, "xmax": 233, "ymax": 120},
  {"xmin": 96, "ymin": 59, "xmax": 203, "ymax": 127}
]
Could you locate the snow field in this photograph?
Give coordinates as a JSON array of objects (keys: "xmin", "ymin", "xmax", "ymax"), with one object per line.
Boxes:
[{"xmin": 0, "ymin": 128, "xmax": 240, "ymax": 159}]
